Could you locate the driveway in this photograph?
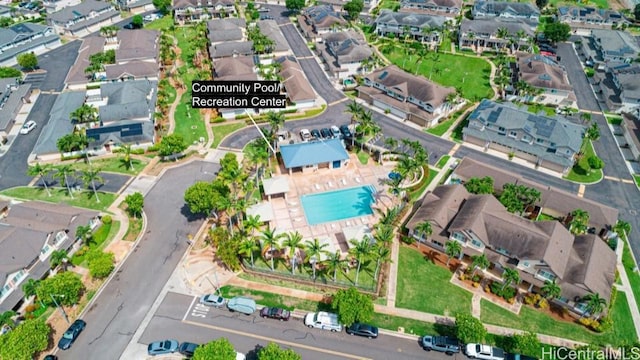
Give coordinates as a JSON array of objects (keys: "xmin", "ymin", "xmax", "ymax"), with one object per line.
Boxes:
[
  {"xmin": 61, "ymin": 160, "xmax": 220, "ymax": 360},
  {"xmin": 34, "ymin": 40, "xmax": 82, "ymax": 92}
]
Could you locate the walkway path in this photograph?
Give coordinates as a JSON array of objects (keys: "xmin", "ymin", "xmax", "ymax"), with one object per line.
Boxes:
[{"xmin": 614, "ymin": 237, "xmax": 640, "ymax": 340}]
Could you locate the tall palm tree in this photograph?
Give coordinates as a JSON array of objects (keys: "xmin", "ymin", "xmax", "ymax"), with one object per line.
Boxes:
[
  {"xmin": 581, "ymin": 293, "xmax": 606, "ymax": 319},
  {"xmin": 54, "ymin": 164, "xmax": 75, "ymax": 199},
  {"xmin": 260, "ymin": 227, "xmax": 284, "ymax": 271},
  {"xmin": 346, "ymin": 100, "xmax": 364, "ymax": 124},
  {"xmin": 21, "ymin": 279, "xmax": 39, "ymax": 298},
  {"xmin": 239, "ymin": 238, "xmax": 259, "ymax": 267},
  {"xmin": 414, "ymin": 221, "xmax": 432, "ymax": 241},
  {"xmin": 27, "ymin": 163, "xmax": 53, "ymax": 197},
  {"xmin": 501, "ymin": 268, "xmax": 520, "ymax": 291},
  {"xmin": 50, "ymin": 249, "xmax": 69, "ymax": 270},
  {"xmin": 569, "ymin": 208, "xmax": 590, "ymax": 235},
  {"xmin": 81, "ymin": 168, "xmax": 104, "ymax": 203},
  {"xmin": 282, "ymin": 231, "xmax": 304, "ymax": 274},
  {"xmin": 244, "ymin": 214, "xmax": 262, "ymax": 237},
  {"xmin": 325, "ymin": 251, "xmax": 345, "ymax": 282},
  {"xmin": 579, "ymin": 112, "xmax": 592, "ymax": 124},
  {"xmin": 76, "ymin": 224, "xmax": 93, "ymax": 246},
  {"xmin": 541, "ymin": 279, "xmax": 562, "ymax": 300},
  {"xmin": 375, "ymin": 205, "xmax": 401, "ymax": 227},
  {"xmin": 614, "ymin": 220, "xmax": 632, "ymax": 237},
  {"xmin": 372, "ymin": 243, "xmax": 391, "ymax": 280},
  {"xmin": 470, "ymin": 254, "xmax": 490, "ymax": 277},
  {"xmin": 349, "ymin": 237, "xmax": 373, "ymax": 286},
  {"xmin": 373, "ymin": 224, "xmax": 394, "ymax": 246},
  {"xmin": 70, "ymin": 104, "xmax": 98, "ymax": 124},
  {"xmin": 305, "ymin": 238, "xmax": 329, "ymax": 280},
  {"xmin": 120, "ymin": 144, "xmax": 133, "ymax": 170},
  {"xmin": 384, "ymin": 137, "xmax": 398, "ymax": 153},
  {"xmin": 445, "ymin": 240, "xmax": 462, "ymax": 267}
]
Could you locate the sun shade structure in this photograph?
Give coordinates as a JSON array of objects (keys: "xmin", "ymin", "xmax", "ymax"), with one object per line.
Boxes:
[
  {"xmin": 279, "ymin": 138, "xmax": 349, "ymax": 174},
  {"xmin": 246, "ymin": 202, "xmax": 275, "ymax": 223},
  {"xmin": 262, "ymin": 176, "xmax": 290, "ymax": 200}
]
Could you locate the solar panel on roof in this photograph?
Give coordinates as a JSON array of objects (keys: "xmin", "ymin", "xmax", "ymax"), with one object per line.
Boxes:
[
  {"xmin": 487, "ymin": 111, "xmax": 500, "ymax": 123},
  {"xmin": 11, "ymin": 24, "xmax": 32, "ymax": 34},
  {"xmin": 72, "ymin": 10, "xmax": 82, "ymax": 17},
  {"xmin": 379, "ymin": 71, "xmax": 388, "ymax": 80}
]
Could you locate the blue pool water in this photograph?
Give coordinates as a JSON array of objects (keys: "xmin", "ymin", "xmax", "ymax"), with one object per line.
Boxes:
[{"xmin": 301, "ymin": 185, "xmax": 376, "ymax": 225}]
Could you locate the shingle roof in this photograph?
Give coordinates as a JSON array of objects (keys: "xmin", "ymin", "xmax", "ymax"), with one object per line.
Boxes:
[
  {"xmin": 303, "ymin": 5, "xmax": 346, "ymax": 29},
  {"xmin": 563, "ymin": 234, "xmax": 616, "ymax": 302},
  {"xmin": 460, "ymin": 17, "xmax": 535, "ymax": 36},
  {"xmin": 280, "ymin": 138, "xmax": 348, "ymax": 168},
  {"xmin": 209, "ymin": 41, "xmax": 253, "ymax": 58},
  {"xmin": 590, "ymin": 29, "xmax": 640, "ymax": 58},
  {"xmin": 0, "ymin": 81, "xmax": 31, "ymax": 133},
  {"xmin": 104, "ymin": 61, "xmax": 158, "ymax": 80},
  {"xmin": 116, "ymin": 29, "xmax": 159, "ymax": 62},
  {"xmin": 375, "ymin": 9, "xmax": 448, "ymax": 29},
  {"xmin": 401, "ymin": 0, "xmax": 462, "ymax": 9},
  {"xmin": 516, "ymin": 53, "xmax": 573, "ymax": 91},
  {"xmin": 406, "ymin": 184, "xmax": 469, "ymax": 231},
  {"xmin": 33, "ymin": 91, "xmax": 86, "ymax": 155},
  {"xmin": 276, "ymin": 56, "xmax": 316, "ymax": 102},
  {"xmin": 472, "ymin": 0, "xmax": 539, "ymax": 18},
  {"xmin": 607, "ymin": 62, "xmax": 640, "ymax": 100},
  {"xmin": 49, "ymin": 0, "xmax": 114, "ymax": 23},
  {"xmin": 98, "ymin": 80, "xmax": 156, "ymax": 123},
  {"xmin": 65, "ymin": 36, "xmax": 106, "ymax": 85},
  {"xmin": 213, "ymin": 55, "xmax": 255, "ymax": 79},
  {"xmin": 207, "ymin": 18, "xmax": 245, "ymax": 43},
  {"xmin": 559, "ymin": 6, "xmax": 623, "ymax": 23},
  {"xmin": 173, "ymin": 0, "xmax": 234, "ymax": 8},
  {"xmin": 258, "ymin": 20, "xmax": 290, "ymax": 53},
  {"xmin": 0, "ymin": 23, "xmax": 59, "ymax": 64}
]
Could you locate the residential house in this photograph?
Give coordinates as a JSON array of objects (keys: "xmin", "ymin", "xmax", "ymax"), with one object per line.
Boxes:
[
  {"xmin": 213, "ymin": 56, "xmax": 258, "ymax": 119},
  {"xmin": 374, "ymin": 9, "xmax": 447, "ymax": 48},
  {"xmin": 48, "ymin": 0, "xmax": 121, "ymax": 37},
  {"xmin": 0, "ymin": 78, "xmax": 32, "ymax": 141},
  {"xmin": 357, "ymin": 65, "xmax": 455, "ymax": 127},
  {"xmin": 209, "ymin": 41, "xmax": 253, "ymax": 59},
  {"xmin": 115, "ymin": 0, "xmax": 155, "ymax": 13},
  {"xmin": 173, "ymin": 0, "xmax": 235, "ymax": 24},
  {"xmin": 458, "ymin": 18, "xmax": 535, "ymax": 53},
  {"xmin": 42, "ymin": 0, "xmax": 82, "ymax": 14},
  {"xmin": 599, "ymin": 62, "xmax": 640, "ymax": 112},
  {"xmin": 617, "ymin": 112, "xmax": 640, "ymax": 162},
  {"xmin": 399, "ymin": 0, "xmax": 462, "ymax": 18},
  {"xmin": 511, "ymin": 53, "xmax": 576, "ymax": 107},
  {"xmin": 297, "ymin": 5, "xmax": 347, "ymax": 41},
  {"xmin": 462, "ymin": 99, "xmax": 584, "ymax": 173},
  {"xmin": 0, "ymin": 23, "xmax": 61, "ymax": 66},
  {"xmin": 257, "ymin": 20, "xmax": 291, "ymax": 57},
  {"xmin": 316, "ymin": 0, "xmax": 378, "ymax": 11},
  {"xmin": 0, "ymin": 201, "xmax": 100, "ymax": 312},
  {"xmin": 588, "ymin": 29, "xmax": 640, "ymax": 64},
  {"xmin": 0, "ymin": 4, "xmax": 12, "ymax": 17},
  {"xmin": 406, "ymin": 184, "xmax": 617, "ymax": 315},
  {"xmin": 276, "ymin": 56, "xmax": 317, "ymax": 109},
  {"xmin": 558, "ymin": 6, "xmax": 624, "ymax": 31},
  {"xmin": 32, "ymin": 91, "xmax": 86, "ymax": 160},
  {"xmin": 318, "ymin": 30, "xmax": 372, "ymax": 79},
  {"xmin": 472, "ymin": 0, "xmax": 539, "ymax": 24},
  {"xmin": 206, "ymin": 18, "xmax": 253, "ymax": 59},
  {"xmin": 64, "ymin": 36, "xmax": 106, "ymax": 89}
]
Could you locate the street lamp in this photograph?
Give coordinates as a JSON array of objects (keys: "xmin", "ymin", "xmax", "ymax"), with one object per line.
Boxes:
[{"xmin": 50, "ymin": 294, "xmax": 70, "ymax": 324}]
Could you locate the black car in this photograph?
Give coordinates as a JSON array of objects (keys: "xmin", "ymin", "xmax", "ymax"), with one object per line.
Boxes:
[
  {"xmin": 421, "ymin": 335, "xmax": 461, "ymax": 355},
  {"xmin": 43, "ymin": 356, "xmax": 58, "ymax": 360},
  {"xmin": 57, "ymin": 319, "xmax": 86, "ymax": 350},
  {"xmin": 339, "ymin": 125, "xmax": 352, "ymax": 138},
  {"xmin": 320, "ymin": 128, "xmax": 332, "ymax": 139},
  {"xmin": 346, "ymin": 323, "xmax": 379, "ymax": 339},
  {"xmin": 506, "ymin": 354, "xmax": 538, "ymax": 360},
  {"xmin": 260, "ymin": 307, "xmax": 291, "ymax": 321},
  {"xmin": 179, "ymin": 342, "xmax": 199, "ymax": 357},
  {"xmin": 539, "ymin": 45, "xmax": 556, "ymax": 54},
  {"xmin": 310, "ymin": 129, "xmax": 321, "ymax": 139}
]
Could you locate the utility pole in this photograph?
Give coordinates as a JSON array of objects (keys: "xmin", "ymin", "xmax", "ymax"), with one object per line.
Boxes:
[{"xmin": 50, "ymin": 294, "xmax": 70, "ymax": 324}]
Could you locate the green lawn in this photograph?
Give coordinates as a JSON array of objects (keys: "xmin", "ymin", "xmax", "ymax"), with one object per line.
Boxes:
[
  {"xmin": 369, "ymin": 312, "xmax": 453, "ymax": 337},
  {"xmin": 480, "ymin": 293, "xmax": 636, "ymax": 346},
  {"xmin": 211, "ymin": 122, "xmax": 246, "ymax": 149},
  {"xmin": 606, "ymin": 116, "xmax": 623, "ymax": 126},
  {"xmin": 548, "ymin": 0, "xmax": 608, "ymax": 9},
  {"xmin": 564, "ymin": 140, "xmax": 602, "ymax": 183},
  {"xmin": 622, "ymin": 238, "xmax": 640, "ymax": 315},
  {"xmin": 0, "ymin": 187, "xmax": 116, "ymax": 211},
  {"xmin": 71, "ymin": 221, "xmax": 120, "ymax": 266},
  {"xmin": 384, "ymin": 49, "xmax": 493, "ymax": 101},
  {"xmin": 218, "ymin": 285, "xmax": 330, "ymax": 312},
  {"xmin": 435, "ymin": 155, "xmax": 451, "ymax": 169},
  {"xmin": 174, "ymin": 91, "xmax": 207, "ymax": 146},
  {"xmin": 143, "ymin": 15, "xmax": 173, "ymax": 30},
  {"xmin": 634, "ymin": 175, "xmax": 640, "ymax": 187},
  {"xmin": 356, "ymin": 150, "xmax": 370, "ymax": 165},
  {"xmin": 408, "ymin": 167, "xmax": 438, "ymax": 201},
  {"xmin": 527, "ymin": 104, "xmax": 556, "ymax": 116},
  {"xmin": 427, "ymin": 118, "xmax": 456, "ymax": 137},
  {"xmin": 61, "ymin": 157, "xmax": 149, "ymax": 175},
  {"xmin": 396, "ymin": 246, "xmax": 472, "ymax": 316}
]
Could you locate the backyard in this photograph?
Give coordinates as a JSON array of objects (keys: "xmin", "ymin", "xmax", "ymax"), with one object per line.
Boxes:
[
  {"xmin": 395, "ymin": 246, "xmax": 472, "ymax": 316},
  {"xmin": 0, "ymin": 187, "xmax": 117, "ymax": 212},
  {"xmin": 564, "ymin": 140, "xmax": 602, "ymax": 183}
]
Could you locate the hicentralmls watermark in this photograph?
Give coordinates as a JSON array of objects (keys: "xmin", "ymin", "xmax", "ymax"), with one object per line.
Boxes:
[{"xmin": 542, "ymin": 347, "xmax": 640, "ymax": 360}]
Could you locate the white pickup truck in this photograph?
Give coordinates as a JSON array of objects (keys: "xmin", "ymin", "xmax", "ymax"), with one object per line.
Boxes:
[
  {"xmin": 465, "ymin": 344, "xmax": 506, "ymax": 360},
  {"xmin": 304, "ymin": 312, "xmax": 343, "ymax": 332}
]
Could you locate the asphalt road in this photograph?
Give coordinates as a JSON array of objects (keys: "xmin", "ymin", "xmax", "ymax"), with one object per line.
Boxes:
[
  {"xmin": 140, "ymin": 291, "xmax": 451, "ymax": 360},
  {"xmin": 35, "ymin": 40, "xmax": 82, "ymax": 92},
  {"xmin": 61, "ymin": 161, "xmax": 220, "ymax": 360}
]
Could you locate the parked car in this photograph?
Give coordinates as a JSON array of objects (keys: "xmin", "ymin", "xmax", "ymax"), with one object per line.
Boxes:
[
  {"xmin": 421, "ymin": 335, "xmax": 460, "ymax": 354},
  {"xmin": 147, "ymin": 339, "xmax": 179, "ymax": 356},
  {"xmin": 339, "ymin": 124, "xmax": 352, "ymax": 138},
  {"xmin": 43, "ymin": 356, "xmax": 58, "ymax": 360},
  {"xmin": 465, "ymin": 344, "xmax": 506, "ymax": 360},
  {"xmin": 227, "ymin": 296, "xmax": 256, "ymax": 315},
  {"xmin": 57, "ymin": 319, "xmax": 86, "ymax": 350},
  {"xmin": 320, "ymin": 128, "xmax": 332, "ymax": 139},
  {"xmin": 346, "ymin": 323, "xmax": 379, "ymax": 339},
  {"xmin": 505, "ymin": 354, "xmax": 537, "ymax": 360},
  {"xmin": 300, "ymin": 128, "xmax": 311, "ymax": 142},
  {"xmin": 304, "ymin": 311, "xmax": 342, "ymax": 332},
  {"xmin": 260, "ymin": 14, "xmax": 274, "ymax": 20},
  {"xmin": 179, "ymin": 342, "xmax": 199, "ymax": 357},
  {"xmin": 260, "ymin": 307, "xmax": 291, "ymax": 321},
  {"xmin": 20, "ymin": 120, "xmax": 36, "ymax": 134},
  {"xmin": 330, "ymin": 125, "xmax": 341, "ymax": 138},
  {"xmin": 200, "ymin": 294, "xmax": 226, "ymax": 307},
  {"xmin": 310, "ymin": 129, "xmax": 321, "ymax": 139}
]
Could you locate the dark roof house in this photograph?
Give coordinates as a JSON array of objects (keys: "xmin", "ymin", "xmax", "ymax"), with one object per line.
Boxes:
[
  {"xmin": 207, "ymin": 18, "xmax": 245, "ymax": 44},
  {"xmin": 400, "ymin": 0, "xmax": 462, "ymax": 17},
  {"xmin": 276, "ymin": 56, "xmax": 316, "ymax": 105},
  {"xmin": 297, "ymin": 5, "xmax": 347, "ymax": 40},
  {"xmin": 0, "ymin": 23, "xmax": 60, "ymax": 66},
  {"xmin": 318, "ymin": 31, "xmax": 372, "ymax": 78},
  {"xmin": 472, "ymin": 0, "xmax": 540, "ymax": 23},
  {"xmin": 558, "ymin": 6, "xmax": 624, "ymax": 29},
  {"xmin": 47, "ymin": 0, "xmax": 120, "ymax": 36},
  {"xmin": 0, "ymin": 78, "xmax": 32, "ymax": 135},
  {"xmin": 173, "ymin": 0, "xmax": 236, "ymax": 23}
]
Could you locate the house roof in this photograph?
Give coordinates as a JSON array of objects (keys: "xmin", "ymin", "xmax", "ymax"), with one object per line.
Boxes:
[
  {"xmin": 400, "ymin": 0, "xmax": 462, "ymax": 9},
  {"xmin": 33, "ymin": 91, "xmax": 86, "ymax": 156},
  {"xmin": 0, "ymin": 23, "xmax": 54, "ymax": 48},
  {"xmin": 324, "ymin": 32, "xmax": 372, "ymax": 64},
  {"xmin": 116, "ymin": 29, "xmax": 159, "ymax": 62},
  {"xmin": 406, "ymin": 184, "xmax": 470, "ymax": 231},
  {"xmin": 65, "ymin": 36, "xmax": 106, "ymax": 85},
  {"xmin": 364, "ymin": 65, "xmax": 454, "ymax": 108},
  {"xmin": 590, "ymin": 29, "xmax": 640, "ymax": 58},
  {"xmin": 246, "ymin": 202, "xmax": 274, "ymax": 222},
  {"xmin": 97, "ymin": 80, "xmax": 156, "ymax": 123},
  {"xmin": 279, "ymin": 138, "xmax": 348, "ymax": 168},
  {"xmin": 558, "ymin": 6, "xmax": 623, "ymax": 23},
  {"xmin": 303, "ymin": 5, "xmax": 346, "ymax": 29},
  {"xmin": 209, "ymin": 41, "xmax": 253, "ymax": 59},
  {"xmin": 207, "ymin": 18, "xmax": 245, "ymax": 43},
  {"xmin": 607, "ymin": 62, "xmax": 640, "ymax": 100},
  {"xmin": 276, "ymin": 56, "xmax": 316, "ymax": 102},
  {"xmin": 472, "ymin": 0, "xmax": 539, "ymax": 18},
  {"xmin": 86, "ymin": 119, "xmax": 155, "ymax": 147},
  {"xmin": 49, "ymin": 0, "xmax": 114, "ymax": 23},
  {"xmin": 262, "ymin": 176, "xmax": 290, "ymax": 196},
  {"xmin": 563, "ymin": 234, "xmax": 616, "ymax": 302},
  {"xmin": 104, "ymin": 61, "xmax": 159, "ymax": 80},
  {"xmin": 258, "ymin": 20, "xmax": 290, "ymax": 53},
  {"xmin": 375, "ymin": 9, "xmax": 448, "ymax": 29},
  {"xmin": 0, "ymin": 81, "xmax": 31, "ymax": 133},
  {"xmin": 0, "ymin": 224, "xmax": 47, "ymax": 287},
  {"xmin": 173, "ymin": 0, "xmax": 234, "ymax": 8},
  {"xmin": 213, "ymin": 55, "xmax": 255, "ymax": 79},
  {"xmin": 516, "ymin": 53, "xmax": 573, "ymax": 91},
  {"xmin": 460, "ymin": 18, "xmax": 535, "ymax": 36}
]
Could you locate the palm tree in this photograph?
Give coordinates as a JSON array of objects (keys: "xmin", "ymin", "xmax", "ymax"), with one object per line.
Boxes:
[
  {"xmin": 244, "ymin": 214, "xmax": 262, "ymax": 237},
  {"xmin": 614, "ymin": 220, "xmax": 632, "ymax": 237},
  {"xmin": 282, "ymin": 231, "xmax": 304, "ymax": 274},
  {"xmin": 373, "ymin": 224, "xmax": 394, "ymax": 246},
  {"xmin": 239, "ymin": 238, "xmax": 259, "ymax": 267},
  {"xmin": 305, "ymin": 238, "xmax": 329, "ymax": 280},
  {"xmin": 445, "ymin": 240, "xmax": 462, "ymax": 267},
  {"xmin": 76, "ymin": 224, "xmax": 93, "ymax": 246},
  {"xmin": 384, "ymin": 137, "xmax": 398, "ymax": 152},
  {"xmin": 81, "ymin": 168, "xmax": 104, "ymax": 203},
  {"xmin": 470, "ymin": 254, "xmax": 490, "ymax": 277},
  {"xmin": 349, "ymin": 237, "xmax": 373, "ymax": 286},
  {"xmin": 414, "ymin": 221, "xmax": 432, "ymax": 242},
  {"xmin": 325, "ymin": 251, "xmax": 345, "ymax": 282},
  {"xmin": 70, "ymin": 104, "xmax": 98, "ymax": 124},
  {"xmin": 580, "ymin": 112, "xmax": 592, "ymax": 124},
  {"xmin": 260, "ymin": 227, "xmax": 284, "ymax": 271},
  {"xmin": 346, "ymin": 100, "xmax": 364, "ymax": 124},
  {"xmin": 581, "ymin": 293, "xmax": 606, "ymax": 319},
  {"xmin": 372, "ymin": 243, "xmax": 391, "ymax": 280},
  {"xmin": 120, "ymin": 144, "xmax": 133, "ymax": 170},
  {"xmin": 54, "ymin": 164, "xmax": 75, "ymax": 199},
  {"xmin": 569, "ymin": 208, "xmax": 590, "ymax": 235},
  {"xmin": 21, "ymin": 279, "xmax": 39, "ymax": 298},
  {"xmin": 27, "ymin": 163, "xmax": 53, "ymax": 197},
  {"xmin": 541, "ymin": 279, "xmax": 562, "ymax": 300},
  {"xmin": 496, "ymin": 27, "xmax": 509, "ymax": 40},
  {"xmin": 586, "ymin": 122, "xmax": 600, "ymax": 141},
  {"xmin": 375, "ymin": 205, "xmax": 401, "ymax": 226},
  {"xmin": 50, "ymin": 249, "xmax": 68, "ymax": 270},
  {"xmin": 501, "ymin": 268, "xmax": 520, "ymax": 291}
]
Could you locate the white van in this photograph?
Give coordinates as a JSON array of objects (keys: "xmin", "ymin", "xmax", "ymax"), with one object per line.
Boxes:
[{"xmin": 304, "ymin": 312, "xmax": 342, "ymax": 332}]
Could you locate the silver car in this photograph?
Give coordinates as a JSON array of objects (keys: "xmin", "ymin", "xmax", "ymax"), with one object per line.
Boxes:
[{"xmin": 200, "ymin": 294, "xmax": 226, "ymax": 307}]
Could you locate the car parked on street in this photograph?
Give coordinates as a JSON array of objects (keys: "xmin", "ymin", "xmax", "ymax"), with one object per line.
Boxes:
[
  {"xmin": 147, "ymin": 339, "xmax": 179, "ymax": 356},
  {"xmin": 200, "ymin": 294, "xmax": 226, "ymax": 307},
  {"xmin": 311, "ymin": 129, "xmax": 321, "ymax": 139},
  {"xmin": 421, "ymin": 335, "xmax": 460, "ymax": 354},
  {"xmin": 178, "ymin": 342, "xmax": 199, "ymax": 357},
  {"xmin": 227, "ymin": 296, "xmax": 256, "ymax": 315},
  {"xmin": 57, "ymin": 319, "xmax": 86, "ymax": 350},
  {"xmin": 339, "ymin": 124, "xmax": 352, "ymax": 138},
  {"xmin": 20, "ymin": 120, "xmax": 36, "ymax": 134},
  {"xmin": 300, "ymin": 128, "xmax": 311, "ymax": 142},
  {"xmin": 345, "ymin": 323, "xmax": 378, "ymax": 339},
  {"xmin": 260, "ymin": 307, "xmax": 291, "ymax": 321},
  {"xmin": 330, "ymin": 125, "xmax": 341, "ymax": 138},
  {"xmin": 320, "ymin": 128, "xmax": 332, "ymax": 139},
  {"xmin": 465, "ymin": 344, "xmax": 505, "ymax": 360}
]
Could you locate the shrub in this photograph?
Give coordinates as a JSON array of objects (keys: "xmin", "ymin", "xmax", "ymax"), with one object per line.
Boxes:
[
  {"xmin": 524, "ymin": 293, "xmax": 541, "ymax": 306},
  {"xmin": 472, "ymin": 282, "xmax": 480, "ymax": 288},
  {"xmin": 459, "ymin": 273, "xmax": 467, "ymax": 281},
  {"xmin": 87, "ymin": 251, "xmax": 115, "ymax": 279},
  {"xmin": 101, "ymin": 215, "xmax": 112, "ymax": 225},
  {"xmin": 24, "ymin": 304, "xmax": 36, "ymax": 313},
  {"xmin": 537, "ymin": 298, "xmax": 549, "ymax": 310},
  {"xmin": 74, "ymin": 245, "xmax": 90, "ymax": 258},
  {"xmin": 472, "ymin": 274, "xmax": 482, "ymax": 283},
  {"xmin": 400, "ymin": 236, "xmax": 415, "ymax": 245},
  {"xmin": 608, "ymin": 237, "xmax": 618, "ymax": 251},
  {"xmin": 595, "ymin": 316, "xmax": 613, "ymax": 333},
  {"xmin": 211, "ymin": 116, "xmax": 225, "ymax": 123},
  {"xmin": 501, "ymin": 287, "xmax": 516, "ymax": 300},
  {"xmin": 490, "ymin": 281, "xmax": 502, "ymax": 295}
]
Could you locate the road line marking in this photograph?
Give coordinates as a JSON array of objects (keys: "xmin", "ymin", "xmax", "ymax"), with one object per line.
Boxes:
[
  {"xmin": 604, "ymin": 175, "xmax": 619, "ymax": 181},
  {"xmin": 622, "ymin": 179, "xmax": 635, "ymax": 184},
  {"xmin": 328, "ymin": 98, "xmax": 348, "ymax": 106},
  {"xmin": 182, "ymin": 319, "xmax": 371, "ymax": 360},
  {"xmin": 448, "ymin": 144, "xmax": 461, "ymax": 156},
  {"xmin": 577, "ymin": 184, "xmax": 585, "ymax": 198},
  {"xmin": 182, "ymin": 296, "xmax": 197, "ymax": 322}
]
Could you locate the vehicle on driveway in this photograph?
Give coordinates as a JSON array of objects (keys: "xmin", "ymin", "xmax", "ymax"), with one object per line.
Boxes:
[
  {"xmin": 178, "ymin": 342, "xmax": 199, "ymax": 357},
  {"xmin": 465, "ymin": 344, "xmax": 506, "ymax": 360},
  {"xmin": 43, "ymin": 355, "xmax": 58, "ymax": 360},
  {"xmin": 200, "ymin": 294, "xmax": 226, "ymax": 307},
  {"xmin": 57, "ymin": 319, "xmax": 86, "ymax": 350},
  {"xmin": 421, "ymin": 335, "xmax": 460, "ymax": 354},
  {"xmin": 227, "ymin": 296, "xmax": 256, "ymax": 315},
  {"xmin": 260, "ymin": 307, "xmax": 291, "ymax": 321},
  {"xmin": 346, "ymin": 323, "xmax": 379, "ymax": 339},
  {"xmin": 320, "ymin": 128, "xmax": 332, "ymax": 139},
  {"xmin": 20, "ymin": 120, "xmax": 36, "ymax": 134},
  {"xmin": 147, "ymin": 339, "xmax": 179, "ymax": 356}
]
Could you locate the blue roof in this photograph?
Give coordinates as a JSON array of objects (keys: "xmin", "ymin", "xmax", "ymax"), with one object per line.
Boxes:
[{"xmin": 280, "ymin": 138, "xmax": 349, "ymax": 168}]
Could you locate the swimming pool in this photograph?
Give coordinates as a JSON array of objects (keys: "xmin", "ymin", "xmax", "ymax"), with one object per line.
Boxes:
[{"xmin": 301, "ymin": 185, "xmax": 376, "ymax": 225}]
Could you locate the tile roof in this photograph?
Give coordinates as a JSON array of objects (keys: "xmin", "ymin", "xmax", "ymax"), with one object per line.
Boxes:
[{"xmin": 280, "ymin": 138, "xmax": 348, "ymax": 168}]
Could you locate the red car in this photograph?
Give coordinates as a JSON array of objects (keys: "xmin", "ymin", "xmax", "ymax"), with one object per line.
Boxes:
[{"xmin": 260, "ymin": 307, "xmax": 291, "ymax": 321}]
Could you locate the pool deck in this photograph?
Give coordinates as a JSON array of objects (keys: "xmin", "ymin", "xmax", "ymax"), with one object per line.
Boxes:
[{"xmin": 268, "ymin": 153, "xmax": 397, "ymax": 254}]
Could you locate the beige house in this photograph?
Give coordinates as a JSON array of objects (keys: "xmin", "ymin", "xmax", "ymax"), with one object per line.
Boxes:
[
  {"xmin": 513, "ymin": 53, "xmax": 576, "ymax": 107},
  {"xmin": 297, "ymin": 5, "xmax": 347, "ymax": 41},
  {"xmin": 400, "ymin": 0, "xmax": 462, "ymax": 17}
]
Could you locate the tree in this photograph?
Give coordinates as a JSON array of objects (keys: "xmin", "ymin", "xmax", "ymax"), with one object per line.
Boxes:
[
  {"xmin": 81, "ymin": 168, "xmax": 104, "ymax": 203},
  {"xmin": 131, "ymin": 14, "xmax": 144, "ymax": 28},
  {"xmin": 35, "ymin": 271, "xmax": 84, "ymax": 307},
  {"xmin": 343, "ymin": 0, "xmax": 363, "ymax": 20},
  {"xmin": 50, "ymin": 249, "xmax": 69, "ymax": 269},
  {"xmin": 158, "ymin": 134, "xmax": 187, "ymax": 157},
  {"xmin": 543, "ymin": 21, "xmax": 571, "ymax": 44},
  {"xmin": 119, "ymin": 144, "xmax": 134, "ymax": 170},
  {"xmin": 569, "ymin": 208, "xmax": 590, "ymax": 235},
  {"xmin": 305, "ymin": 238, "xmax": 329, "ymax": 279},
  {"xmin": 331, "ymin": 287, "xmax": 374, "ymax": 327},
  {"xmin": 455, "ymin": 312, "xmax": 487, "ymax": 344},
  {"xmin": 581, "ymin": 293, "xmax": 606, "ymax": 319},
  {"xmin": 56, "ymin": 132, "xmax": 89, "ymax": 153},
  {"xmin": 184, "ymin": 181, "xmax": 218, "ymax": 216},
  {"xmin": 579, "ymin": 112, "xmax": 592, "ymax": 124},
  {"xmin": 512, "ymin": 332, "xmax": 541, "ymax": 357},
  {"xmin": 125, "ymin": 192, "xmax": 144, "ymax": 218},
  {"xmin": 282, "ymin": 231, "xmax": 304, "ymax": 274},
  {"xmin": 0, "ymin": 319, "xmax": 50, "ymax": 360},
  {"xmin": 587, "ymin": 156, "xmax": 604, "ymax": 171},
  {"xmin": 27, "ymin": 163, "xmax": 52, "ymax": 197},
  {"xmin": 0, "ymin": 310, "xmax": 15, "ymax": 329},
  {"xmin": 372, "ymin": 243, "xmax": 391, "ymax": 280},
  {"xmin": 635, "ymin": 3, "xmax": 640, "ymax": 21},
  {"xmin": 261, "ymin": 227, "xmax": 285, "ymax": 271},
  {"xmin": 86, "ymin": 250, "xmax": 115, "ymax": 279},
  {"xmin": 0, "ymin": 67, "xmax": 22, "ymax": 78},
  {"xmin": 193, "ymin": 338, "xmax": 237, "ymax": 360},
  {"xmin": 501, "ymin": 268, "xmax": 520, "ymax": 291},
  {"xmin": 414, "ymin": 220, "xmax": 432, "ymax": 241},
  {"xmin": 76, "ymin": 224, "xmax": 93, "ymax": 246},
  {"xmin": 614, "ymin": 219, "xmax": 632, "ymax": 237},
  {"xmin": 258, "ymin": 342, "xmax": 302, "ymax": 360},
  {"xmin": 464, "ymin": 176, "xmax": 494, "ymax": 194},
  {"xmin": 541, "ymin": 279, "xmax": 562, "ymax": 300},
  {"xmin": 348, "ymin": 237, "xmax": 373, "ymax": 286},
  {"xmin": 535, "ymin": 0, "xmax": 548, "ymax": 9},
  {"xmin": 586, "ymin": 123, "xmax": 600, "ymax": 141},
  {"xmin": 285, "ymin": 0, "xmax": 305, "ymax": 13},
  {"xmin": 445, "ymin": 240, "xmax": 462, "ymax": 267},
  {"xmin": 70, "ymin": 104, "xmax": 98, "ymax": 124},
  {"xmin": 346, "ymin": 100, "xmax": 364, "ymax": 124},
  {"xmin": 54, "ymin": 164, "xmax": 76, "ymax": 199},
  {"xmin": 239, "ymin": 238, "xmax": 259, "ymax": 267},
  {"xmin": 152, "ymin": 0, "xmax": 171, "ymax": 14},
  {"xmin": 21, "ymin": 279, "xmax": 39, "ymax": 298},
  {"xmin": 16, "ymin": 52, "xmax": 38, "ymax": 71},
  {"xmin": 470, "ymin": 254, "xmax": 490, "ymax": 277},
  {"xmin": 325, "ymin": 251, "xmax": 345, "ymax": 282}
]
